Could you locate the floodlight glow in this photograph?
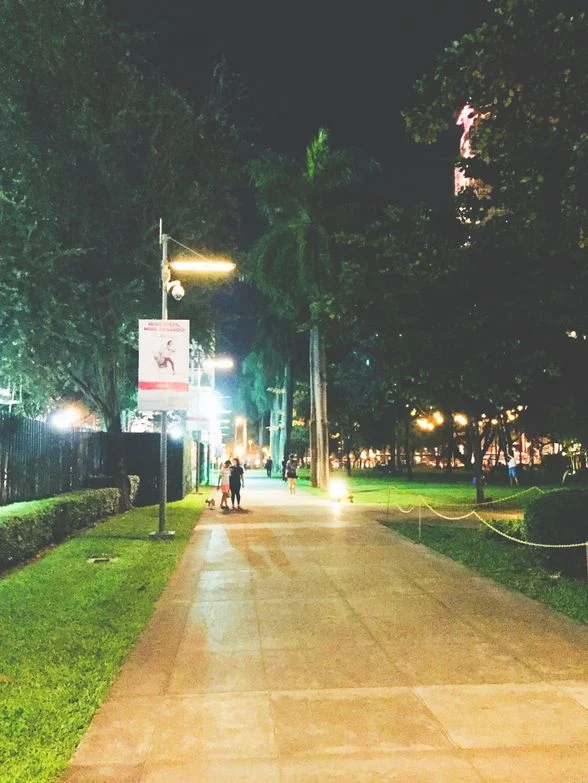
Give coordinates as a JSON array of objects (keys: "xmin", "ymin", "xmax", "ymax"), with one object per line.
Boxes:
[
  {"xmin": 51, "ymin": 406, "xmax": 79, "ymax": 430},
  {"xmin": 170, "ymin": 258, "xmax": 235, "ymax": 274},
  {"xmin": 453, "ymin": 413, "xmax": 468, "ymax": 427},
  {"xmin": 329, "ymin": 479, "xmax": 348, "ymax": 502},
  {"xmin": 432, "ymin": 411, "xmax": 444, "ymax": 425},
  {"xmin": 169, "ymin": 424, "xmax": 184, "ymax": 441},
  {"xmin": 203, "ymin": 357, "xmax": 234, "ymax": 370}
]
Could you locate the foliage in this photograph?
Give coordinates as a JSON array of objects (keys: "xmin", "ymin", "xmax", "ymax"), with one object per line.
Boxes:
[
  {"xmin": 0, "ymin": 1, "xmax": 246, "ymax": 426},
  {"xmin": 0, "ymin": 494, "xmax": 202, "ymax": 783},
  {"xmin": 523, "ymin": 489, "xmax": 588, "ymax": 578},
  {"xmin": 386, "ymin": 521, "xmax": 588, "ymax": 624},
  {"xmin": 0, "ymin": 485, "xmax": 141, "ymax": 571}
]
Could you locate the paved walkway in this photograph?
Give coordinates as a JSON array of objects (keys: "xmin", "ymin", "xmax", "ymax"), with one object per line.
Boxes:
[{"xmin": 64, "ymin": 476, "xmax": 588, "ymax": 782}]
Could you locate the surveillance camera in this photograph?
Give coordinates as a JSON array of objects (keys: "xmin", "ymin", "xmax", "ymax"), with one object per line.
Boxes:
[{"xmin": 170, "ymin": 282, "xmax": 185, "ymax": 301}]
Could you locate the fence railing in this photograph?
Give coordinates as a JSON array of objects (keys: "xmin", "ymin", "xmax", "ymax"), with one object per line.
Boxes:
[{"xmin": 0, "ymin": 412, "xmax": 106, "ymax": 505}]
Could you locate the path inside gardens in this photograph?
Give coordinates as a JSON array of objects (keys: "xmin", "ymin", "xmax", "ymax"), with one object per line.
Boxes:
[{"xmin": 64, "ymin": 475, "xmax": 588, "ymax": 783}]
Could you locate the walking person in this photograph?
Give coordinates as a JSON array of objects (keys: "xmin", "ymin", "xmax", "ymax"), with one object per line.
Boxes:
[
  {"xmin": 507, "ymin": 451, "xmax": 519, "ymax": 486},
  {"xmin": 281, "ymin": 456, "xmax": 287, "ymax": 482},
  {"xmin": 217, "ymin": 459, "xmax": 231, "ymax": 510},
  {"xmin": 285, "ymin": 454, "xmax": 298, "ymax": 495},
  {"xmin": 265, "ymin": 456, "xmax": 273, "ymax": 477},
  {"xmin": 230, "ymin": 457, "xmax": 245, "ymax": 510}
]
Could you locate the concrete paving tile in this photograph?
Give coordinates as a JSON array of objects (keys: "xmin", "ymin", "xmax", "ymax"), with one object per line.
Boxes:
[
  {"xmin": 108, "ymin": 603, "xmax": 191, "ymax": 697},
  {"xmin": 271, "ymin": 687, "xmax": 453, "ymax": 756},
  {"xmin": 141, "ymin": 759, "xmax": 281, "ymax": 782},
  {"xmin": 553, "ymin": 680, "xmax": 588, "ymax": 709},
  {"xmin": 183, "ymin": 600, "xmax": 260, "ymax": 651},
  {"xmin": 167, "ymin": 647, "xmax": 267, "ymax": 693},
  {"xmin": 500, "ymin": 629, "xmax": 588, "ymax": 680},
  {"xmin": 346, "ymin": 593, "xmax": 446, "ymax": 620},
  {"xmin": 325, "ymin": 570, "xmax": 426, "ymax": 596},
  {"xmin": 415, "ymin": 682, "xmax": 588, "ymax": 748},
  {"xmin": 70, "ymin": 697, "xmax": 161, "ymax": 765},
  {"xmin": 280, "ymin": 752, "xmax": 486, "ymax": 782},
  {"xmin": 259, "ymin": 616, "xmax": 375, "ymax": 650},
  {"xmin": 147, "ymin": 693, "xmax": 278, "ymax": 761},
  {"xmin": 467, "ymin": 746, "xmax": 588, "ymax": 782},
  {"xmin": 263, "ymin": 643, "xmax": 409, "ymax": 690},
  {"xmin": 61, "ymin": 763, "xmax": 144, "ymax": 782},
  {"xmin": 383, "ymin": 635, "xmax": 542, "ymax": 686},
  {"xmin": 193, "ymin": 569, "xmax": 254, "ymax": 601},
  {"xmin": 360, "ymin": 613, "xmax": 458, "ymax": 644}
]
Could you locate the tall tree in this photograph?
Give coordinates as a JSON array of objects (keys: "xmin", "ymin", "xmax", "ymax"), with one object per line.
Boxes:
[
  {"xmin": 249, "ymin": 130, "xmax": 378, "ymax": 488},
  {"xmin": 0, "ymin": 1, "xmax": 247, "ymax": 501}
]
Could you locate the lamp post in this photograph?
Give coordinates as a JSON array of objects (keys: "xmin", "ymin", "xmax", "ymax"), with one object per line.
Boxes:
[{"xmin": 153, "ymin": 222, "xmax": 235, "ymax": 539}]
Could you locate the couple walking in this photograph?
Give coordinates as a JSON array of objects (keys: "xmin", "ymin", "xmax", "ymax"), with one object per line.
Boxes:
[{"xmin": 217, "ymin": 458, "xmax": 245, "ymax": 511}]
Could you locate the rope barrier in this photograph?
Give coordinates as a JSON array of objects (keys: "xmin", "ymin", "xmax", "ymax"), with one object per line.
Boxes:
[
  {"xmin": 385, "ymin": 494, "xmax": 587, "ymax": 551},
  {"xmin": 454, "ymin": 486, "xmax": 546, "ymax": 505},
  {"xmin": 471, "ymin": 511, "xmax": 586, "ymax": 549}
]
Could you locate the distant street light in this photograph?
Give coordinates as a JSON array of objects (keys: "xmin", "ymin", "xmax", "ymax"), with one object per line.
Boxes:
[{"xmin": 153, "ymin": 222, "xmax": 235, "ymax": 539}]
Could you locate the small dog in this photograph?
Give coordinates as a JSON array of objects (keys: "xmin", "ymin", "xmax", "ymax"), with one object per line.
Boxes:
[{"xmin": 205, "ymin": 498, "xmax": 216, "ymax": 509}]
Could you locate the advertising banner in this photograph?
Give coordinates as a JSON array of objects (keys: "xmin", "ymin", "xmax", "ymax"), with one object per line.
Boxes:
[{"xmin": 138, "ymin": 319, "xmax": 189, "ymax": 411}]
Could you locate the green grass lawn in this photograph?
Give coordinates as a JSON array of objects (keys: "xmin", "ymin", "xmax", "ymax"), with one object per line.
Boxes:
[
  {"xmin": 297, "ymin": 468, "xmax": 557, "ymax": 510},
  {"xmin": 0, "ymin": 494, "xmax": 203, "ymax": 783},
  {"xmin": 384, "ymin": 521, "xmax": 588, "ymax": 625}
]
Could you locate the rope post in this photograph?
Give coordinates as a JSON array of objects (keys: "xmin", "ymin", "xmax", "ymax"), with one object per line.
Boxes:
[
  {"xmin": 386, "ymin": 487, "xmax": 391, "ymax": 522},
  {"xmin": 418, "ymin": 498, "xmax": 422, "ymax": 542}
]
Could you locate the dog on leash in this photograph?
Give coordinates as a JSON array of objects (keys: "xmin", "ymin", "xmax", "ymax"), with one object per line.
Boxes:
[{"xmin": 205, "ymin": 497, "xmax": 216, "ymax": 509}]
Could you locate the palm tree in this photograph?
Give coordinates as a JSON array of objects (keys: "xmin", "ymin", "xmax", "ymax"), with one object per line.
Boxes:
[{"xmin": 249, "ymin": 130, "xmax": 377, "ymax": 488}]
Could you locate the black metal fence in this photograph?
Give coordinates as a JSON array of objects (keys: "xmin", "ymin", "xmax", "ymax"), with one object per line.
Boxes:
[{"xmin": 0, "ymin": 412, "xmax": 106, "ymax": 505}]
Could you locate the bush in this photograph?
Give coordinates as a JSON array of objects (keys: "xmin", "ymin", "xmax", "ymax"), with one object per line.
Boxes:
[
  {"xmin": 0, "ymin": 487, "xmax": 125, "ymax": 572},
  {"xmin": 523, "ymin": 489, "xmax": 588, "ymax": 578}
]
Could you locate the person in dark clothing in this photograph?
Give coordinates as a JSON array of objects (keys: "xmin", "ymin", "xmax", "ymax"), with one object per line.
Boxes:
[
  {"xmin": 230, "ymin": 457, "xmax": 245, "ymax": 510},
  {"xmin": 281, "ymin": 457, "xmax": 287, "ymax": 482},
  {"xmin": 265, "ymin": 457, "xmax": 273, "ymax": 477}
]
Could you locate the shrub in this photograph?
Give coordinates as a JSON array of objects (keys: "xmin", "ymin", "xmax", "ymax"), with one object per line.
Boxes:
[
  {"xmin": 523, "ymin": 489, "xmax": 588, "ymax": 578},
  {"xmin": 0, "ymin": 487, "xmax": 124, "ymax": 572}
]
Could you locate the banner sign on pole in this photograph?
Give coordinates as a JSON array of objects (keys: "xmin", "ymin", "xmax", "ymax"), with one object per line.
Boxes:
[{"xmin": 138, "ymin": 319, "xmax": 189, "ymax": 411}]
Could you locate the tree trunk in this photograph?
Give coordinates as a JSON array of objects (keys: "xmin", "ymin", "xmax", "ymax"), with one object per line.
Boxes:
[
  {"xmin": 468, "ymin": 421, "xmax": 485, "ymax": 503},
  {"xmin": 404, "ymin": 415, "xmax": 413, "ymax": 480},
  {"xmin": 282, "ymin": 361, "xmax": 294, "ymax": 461},
  {"xmin": 309, "ymin": 329, "xmax": 318, "ymax": 487},
  {"xmin": 270, "ymin": 392, "xmax": 281, "ymax": 473},
  {"xmin": 445, "ymin": 419, "xmax": 454, "ymax": 473},
  {"xmin": 309, "ymin": 325, "xmax": 329, "ymax": 489},
  {"xmin": 345, "ymin": 434, "xmax": 352, "ymax": 476},
  {"xmin": 389, "ymin": 419, "xmax": 397, "ymax": 473}
]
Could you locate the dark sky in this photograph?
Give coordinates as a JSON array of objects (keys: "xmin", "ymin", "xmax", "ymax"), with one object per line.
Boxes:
[
  {"xmin": 105, "ymin": 1, "xmax": 489, "ymax": 204},
  {"xmin": 103, "ymin": 1, "xmax": 490, "ymax": 393}
]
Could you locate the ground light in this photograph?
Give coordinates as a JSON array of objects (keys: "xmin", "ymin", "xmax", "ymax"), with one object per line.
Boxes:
[{"xmin": 329, "ymin": 478, "xmax": 353, "ymax": 502}]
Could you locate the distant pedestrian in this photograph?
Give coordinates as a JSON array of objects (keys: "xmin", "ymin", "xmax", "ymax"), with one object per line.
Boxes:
[
  {"xmin": 265, "ymin": 457, "xmax": 273, "ymax": 477},
  {"xmin": 217, "ymin": 460, "xmax": 231, "ymax": 509},
  {"xmin": 281, "ymin": 457, "xmax": 287, "ymax": 482},
  {"xmin": 230, "ymin": 457, "xmax": 245, "ymax": 510},
  {"xmin": 507, "ymin": 452, "xmax": 518, "ymax": 486},
  {"xmin": 285, "ymin": 454, "xmax": 298, "ymax": 494}
]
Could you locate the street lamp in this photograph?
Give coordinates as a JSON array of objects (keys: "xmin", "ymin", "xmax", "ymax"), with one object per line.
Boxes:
[{"xmin": 154, "ymin": 222, "xmax": 235, "ymax": 539}]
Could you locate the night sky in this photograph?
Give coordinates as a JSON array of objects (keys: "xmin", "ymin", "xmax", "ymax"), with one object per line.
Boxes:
[
  {"xmin": 103, "ymin": 1, "xmax": 490, "ymax": 402},
  {"xmin": 105, "ymin": 1, "xmax": 489, "ymax": 204}
]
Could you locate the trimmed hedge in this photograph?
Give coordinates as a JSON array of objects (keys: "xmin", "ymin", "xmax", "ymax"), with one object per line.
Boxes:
[
  {"xmin": 0, "ymin": 478, "xmax": 140, "ymax": 572},
  {"xmin": 523, "ymin": 489, "xmax": 588, "ymax": 578}
]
